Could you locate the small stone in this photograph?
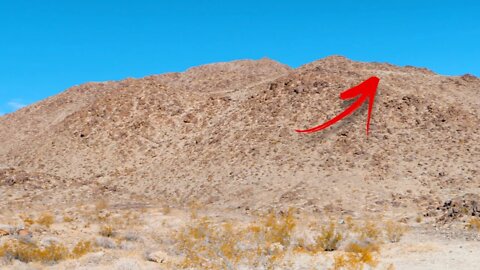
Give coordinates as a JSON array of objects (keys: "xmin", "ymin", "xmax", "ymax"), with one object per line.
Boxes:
[
  {"xmin": 146, "ymin": 250, "xmax": 178, "ymax": 264},
  {"xmin": 17, "ymin": 229, "xmax": 32, "ymax": 237}
]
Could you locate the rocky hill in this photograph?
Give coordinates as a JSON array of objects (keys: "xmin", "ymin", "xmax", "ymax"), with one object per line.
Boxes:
[{"xmin": 1, "ymin": 56, "xmax": 479, "ymax": 216}]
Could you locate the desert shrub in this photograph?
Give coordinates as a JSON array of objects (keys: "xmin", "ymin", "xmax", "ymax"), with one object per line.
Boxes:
[
  {"xmin": 123, "ymin": 231, "xmax": 140, "ymax": 242},
  {"xmin": 96, "ymin": 211, "xmax": 111, "ymax": 223},
  {"xmin": 344, "ymin": 216, "xmax": 355, "ymax": 230},
  {"xmin": 316, "ymin": 221, "xmax": 344, "ymax": 251},
  {"xmin": 0, "ymin": 239, "xmax": 94, "ymax": 263},
  {"xmin": 175, "ymin": 209, "xmax": 297, "ymax": 269},
  {"xmin": 333, "ymin": 241, "xmax": 379, "ymax": 270},
  {"xmin": 263, "ymin": 208, "xmax": 296, "ymax": 247},
  {"xmin": 95, "ymin": 237, "xmax": 117, "ymax": 249},
  {"xmin": 176, "ymin": 217, "xmax": 235, "ymax": 268},
  {"xmin": 0, "ymin": 240, "xmax": 68, "ymax": 263},
  {"xmin": 172, "ymin": 210, "xmax": 394, "ymax": 269},
  {"xmin": 20, "ymin": 215, "xmax": 34, "ymax": 227},
  {"xmin": 176, "ymin": 217, "xmax": 220, "ymax": 268},
  {"xmin": 92, "ymin": 200, "xmax": 113, "ymax": 223},
  {"xmin": 99, "ymin": 224, "xmax": 115, "ymax": 237},
  {"xmin": 63, "ymin": 216, "xmax": 74, "ymax": 223},
  {"xmin": 346, "ymin": 241, "xmax": 379, "ymax": 267},
  {"xmin": 71, "ymin": 240, "xmax": 93, "ymax": 258},
  {"xmin": 117, "ymin": 211, "xmax": 143, "ymax": 228},
  {"xmin": 467, "ymin": 217, "xmax": 480, "ymax": 232},
  {"xmin": 357, "ymin": 221, "xmax": 381, "ymax": 242},
  {"xmin": 118, "ymin": 240, "xmax": 135, "ymax": 250},
  {"xmin": 384, "ymin": 220, "xmax": 407, "ymax": 243},
  {"xmin": 36, "ymin": 213, "xmax": 54, "ymax": 228},
  {"xmin": 248, "ymin": 208, "xmax": 297, "ymax": 267},
  {"xmin": 187, "ymin": 200, "xmax": 204, "ymax": 220}
]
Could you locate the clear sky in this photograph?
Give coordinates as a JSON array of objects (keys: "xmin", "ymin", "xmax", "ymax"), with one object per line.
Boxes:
[{"xmin": 1, "ymin": 1, "xmax": 479, "ymax": 115}]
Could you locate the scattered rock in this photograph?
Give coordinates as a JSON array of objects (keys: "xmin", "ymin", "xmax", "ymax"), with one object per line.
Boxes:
[
  {"xmin": 436, "ymin": 193, "xmax": 480, "ymax": 223},
  {"xmin": 145, "ymin": 250, "xmax": 179, "ymax": 264},
  {"xmin": 0, "ymin": 229, "xmax": 9, "ymax": 237},
  {"xmin": 461, "ymin": 74, "xmax": 478, "ymax": 82},
  {"xmin": 17, "ymin": 229, "xmax": 32, "ymax": 237},
  {"xmin": 146, "ymin": 250, "xmax": 167, "ymax": 263}
]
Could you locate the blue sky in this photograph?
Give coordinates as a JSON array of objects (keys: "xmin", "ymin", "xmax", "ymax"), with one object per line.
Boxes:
[{"xmin": 1, "ymin": 1, "xmax": 479, "ymax": 115}]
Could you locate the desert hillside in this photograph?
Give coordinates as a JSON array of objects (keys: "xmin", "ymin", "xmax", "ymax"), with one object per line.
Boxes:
[
  {"xmin": 1, "ymin": 56, "xmax": 480, "ymax": 269},
  {"xmin": 1, "ymin": 56, "xmax": 479, "ymax": 215}
]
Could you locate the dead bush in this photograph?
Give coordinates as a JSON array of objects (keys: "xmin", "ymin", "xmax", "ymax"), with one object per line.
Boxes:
[
  {"xmin": 36, "ymin": 213, "xmax": 54, "ymax": 228},
  {"xmin": 384, "ymin": 220, "xmax": 407, "ymax": 243},
  {"xmin": 316, "ymin": 221, "xmax": 344, "ymax": 251}
]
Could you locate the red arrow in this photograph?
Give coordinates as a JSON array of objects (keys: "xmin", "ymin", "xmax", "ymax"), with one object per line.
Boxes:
[{"xmin": 295, "ymin": 76, "xmax": 380, "ymax": 135}]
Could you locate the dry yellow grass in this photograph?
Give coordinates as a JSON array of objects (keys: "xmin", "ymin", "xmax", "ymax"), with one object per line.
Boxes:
[
  {"xmin": 99, "ymin": 224, "xmax": 115, "ymax": 237},
  {"xmin": 316, "ymin": 221, "xmax": 344, "ymax": 251},
  {"xmin": 384, "ymin": 220, "xmax": 407, "ymax": 243},
  {"xmin": 415, "ymin": 216, "xmax": 423, "ymax": 223},
  {"xmin": 71, "ymin": 240, "xmax": 94, "ymax": 258},
  {"xmin": 36, "ymin": 212, "xmax": 55, "ymax": 228},
  {"xmin": 0, "ymin": 238, "xmax": 94, "ymax": 263},
  {"xmin": 63, "ymin": 215, "xmax": 74, "ymax": 223},
  {"xmin": 2, "ymin": 207, "xmax": 405, "ymax": 269},
  {"xmin": 172, "ymin": 209, "xmax": 394, "ymax": 269},
  {"xmin": 467, "ymin": 217, "xmax": 480, "ymax": 232},
  {"xmin": 263, "ymin": 208, "xmax": 296, "ymax": 247},
  {"xmin": 20, "ymin": 214, "xmax": 34, "ymax": 227},
  {"xmin": 357, "ymin": 220, "xmax": 381, "ymax": 242},
  {"xmin": 332, "ymin": 241, "xmax": 379, "ymax": 270},
  {"xmin": 175, "ymin": 209, "xmax": 298, "ymax": 269},
  {"xmin": 0, "ymin": 240, "xmax": 68, "ymax": 263}
]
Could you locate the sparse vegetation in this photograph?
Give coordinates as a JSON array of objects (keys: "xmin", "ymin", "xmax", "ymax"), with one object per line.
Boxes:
[
  {"xmin": 95, "ymin": 237, "xmax": 117, "ymax": 249},
  {"xmin": 357, "ymin": 221, "xmax": 381, "ymax": 242},
  {"xmin": 1, "ymin": 206, "xmax": 409, "ymax": 269},
  {"xmin": 467, "ymin": 217, "xmax": 480, "ymax": 232},
  {"xmin": 71, "ymin": 240, "xmax": 93, "ymax": 258},
  {"xmin": 0, "ymin": 239, "xmax": 93, "ymax": 263},
  {"xmin": 36, "ymin": 212, "xmax": 55, "ymax": 228},
  {"xmin": 123, "ymin": 231, "xmax": 140, "ymax": 242},
  {"xmin": 384, "ymin": 220, "xmax": 407, "ymax": 243},
  {"xmin": 63, "ymin": 215, "xmax": 74, "ymax": 223},
  {"xmin": 263, "ymin": 208, "xmax": 296, "ymax": 247},
  {"xmin": 333, "ymin": 241, "xmax": 379, "ymax": 270},
  {"xmin": 99, "ymin": 224, "xmax": 116, "ymax": 237},
  {"xmin": 20, "ymin": 215, "xmax": 34, "ymax": 227},
  {"xmin": 173, "ymin": 209, "xmax": 393, "ymax": 269},
  {"xmin": 175, "ymin": 209, "xmax": 298, "ymax": 269},
  {"xmin": 317, "ymin": 221, "xmax": 344, "ymax": 251}
]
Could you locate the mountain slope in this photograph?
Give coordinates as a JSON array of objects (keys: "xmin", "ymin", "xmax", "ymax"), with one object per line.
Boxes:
[{"xmin": 1, "ymin": 56, "xmax": 479, "ymax": 215}]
